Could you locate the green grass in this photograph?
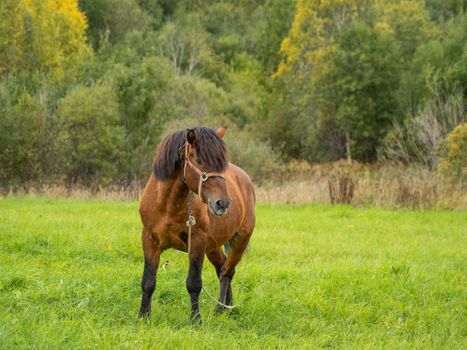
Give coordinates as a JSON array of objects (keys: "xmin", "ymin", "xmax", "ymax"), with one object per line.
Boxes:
[{"xmin": 0, "ymin": 197, "xmax": 465, "ymax": 349}]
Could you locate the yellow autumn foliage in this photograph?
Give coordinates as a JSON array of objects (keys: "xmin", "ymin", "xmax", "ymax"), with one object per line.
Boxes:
[
  {"xmin": 438, "ymin": 123, "xmax": 467, "ymax": 182},
  {"xmin": 275, "ymin": 0, "xmax": 367, "ymax": 78},
  {"xmin": 0, "ymin": 0, "xmax": 90, "ymax": 77}
]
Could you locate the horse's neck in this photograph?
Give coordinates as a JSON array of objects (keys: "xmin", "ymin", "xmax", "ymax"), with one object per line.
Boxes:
[{"xmin": 157, "ymin": 176, "xmax": 190, "ymax": 213}]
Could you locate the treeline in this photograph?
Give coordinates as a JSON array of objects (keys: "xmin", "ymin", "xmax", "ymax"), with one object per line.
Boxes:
[
  {"xmin": 271, "ymin": 0, "xmax": 466, "ymax": 168},
  {"xmin": 0, "ymin": 0, "xmax": 466, "ymax": 191}
]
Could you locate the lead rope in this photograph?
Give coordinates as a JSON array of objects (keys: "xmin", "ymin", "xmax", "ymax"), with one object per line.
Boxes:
[
  {"xmin": 185, "ymin": 190, "xmax": 236, "ymax": 310},
  {"xmin": 186, "ymin": 191, "xmax": 196, "ymax": 254},
  {"xmin": 202, "ymin": 286, "xmax": 236, "ymax": 310}
]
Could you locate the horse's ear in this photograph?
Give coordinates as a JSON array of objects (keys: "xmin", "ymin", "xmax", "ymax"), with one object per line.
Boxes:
[
  {"xmin": 186, "ymin": 129, "xmax": 196, "ymax": 145},
  {"xmin": 216, "ymin": 126, "xmax": 227, "ymax": 139}
]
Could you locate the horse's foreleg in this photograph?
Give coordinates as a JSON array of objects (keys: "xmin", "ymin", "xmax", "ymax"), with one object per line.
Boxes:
[
  {"xmin": 139, "ymin": 229, "xmax": 160, "ymax": 317},
  {"xmin": 216, "ymin": 232, "xmax": 252, "ymax": 313},
  {"xmin": 186, "ymin": 234, "xmax": 206, "ymax": 321},
  {"xmin": 207, "ymin": 249, "xmax": 233, "ymax": 311}
]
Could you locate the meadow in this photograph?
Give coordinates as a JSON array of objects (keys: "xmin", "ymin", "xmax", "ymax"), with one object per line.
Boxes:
[{"xmin": 0, "ymin": 197, "xmax": 465, "ymax": 349}]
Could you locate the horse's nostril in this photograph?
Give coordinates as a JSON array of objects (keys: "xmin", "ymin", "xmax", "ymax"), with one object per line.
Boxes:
[{"xmin": 215, "ymin": 199, "xmax": 229, "ymax": 210}]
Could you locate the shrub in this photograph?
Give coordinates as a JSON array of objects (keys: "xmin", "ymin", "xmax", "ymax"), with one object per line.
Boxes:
[
  {"xmin": 225, "ymin": 128, "xmax": 283, "ymax": 184},
  {"xmin": 0, "ymin": 84, "xmax": 59, "ymax": 190},
  {"xmin": 437, "ymin": 123, "xmax": 467, "ymax": 183},
  {"xmin": 380, "ymin": 88, "xmax": 465, "ymax": 167},
  {"xmin": 325, "ymin": 160, "xmax": 364, "ymax": 204},
  {"xmin": 57, "ymin": 84, "xmax": 125, "ymax": 189}
]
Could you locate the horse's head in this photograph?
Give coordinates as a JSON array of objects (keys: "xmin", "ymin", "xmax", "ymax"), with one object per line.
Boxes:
[{"xmin": 183, "ymin": 127, "xmax": 231, "ymax": 216}]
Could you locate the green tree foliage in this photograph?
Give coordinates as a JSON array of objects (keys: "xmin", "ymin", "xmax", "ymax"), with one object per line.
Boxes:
[
  {"xmin": 426, "ymin": 0, "xmax": 466, "ymax": 22},
  {"xmin": 2, "ymin": 0, "xmax": 466, "ymax": 188},
  {"xmin": 78, "ymin": 0, "xmax": 153, "ymax": 46},
  {"xmin": 157, "ymin": 13, "xmax": 211, "ymax": 76},
  {"xmin": 374, "ymin": 0, "xmax": 439, "ymax": 63},
  {"xmin": 315, "ymin": 21, "xmax": 401, "ymax": 160},
  {"xmin": 138, "ymin": 0, "xmax": 163, "ymax": 28},
  {"xmin": 374, "ymin": 0, "xmax": 440, "ymax": 114},
  {"xmin": 416, "ymin": 14, "xmax": 467, "ymax": 100},
  {"xmin": 267, "ymin": 0, "xmax": 462, "ymax": 163},
  {"xmin": 78, "ymin": 0, "xmax": 107, "ymax": 48},
  {"xmin": 106, "ymin": 55, "xmax": 173, "ymax": 182},
  {"xmin": 57, "ymin": 84, "xmax": 124, "ymax": 187},
  {"xmin": 253, "ymin": 0, "xmax": 296, "ymax": 75},
  {"xmin": 225, "ymin": 127, "xmax": 283, "ymax": 184},
  {"xmin": 104, "ymin": 0, "xmax": 152, "ymax": 44},
  {"xmin": 0, "ymin": 83, "xmax": 58, "ymax": 188}
]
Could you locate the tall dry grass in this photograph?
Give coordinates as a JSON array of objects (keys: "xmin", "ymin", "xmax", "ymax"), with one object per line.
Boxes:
[
  {"xmin": 3, "ymin": 184, "xmax": 142, "ymax": 201},
  {"xmin": 255, "ymin": 161, "xmax": 466, "ymax": 209},
  {"xmin": 2, "ymin": 162, "xmax": 465, "ymax": 210}
]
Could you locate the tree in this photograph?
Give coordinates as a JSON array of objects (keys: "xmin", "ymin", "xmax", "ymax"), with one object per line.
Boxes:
[
  {"xmin": 57, "ymin": 84, "xmax": 125, "ymax": 188},
  {"xmin": 106, "ymin": 55, "xmax": 174, "ymax": 182},
  {"xmin": 269, "ymin": 0, "xmax": 444, "ymax": 162},
  {"xmin": 79, "ymin": 0, "xmax": 155, "ymax": 46},
  {"xmin": 374, "ymin": 0, "xmax": 440, "ymax": 114},
  {"xmin": 104, "ymin": 0, "xmax": 152, "ymax": 44},
  {"xmin": 0, "ymin": 82, "xmax": 59, "ymax": 188},
  {"xmin": 157, "ymin": 13, "xmax": 211, "ymax": 76},
  {"xmin": 0, "ymin": 0, "xmax": 90, "ymax": 78},
  {"xmin": 426, "ymin": 0, "xmax": 465, "ymax": 22},
  {"xmin": 374, "ymin": 0, "xmax": 439, "ymax": 62},
  {"xmin": 315, "ymin": 21, "xmax": 401, "ymax": 161},
  {"xmin": 253, "ymin": 0, "xmax": 296, "ymax": 75},
  {"xmin": 275, "ymin": 0, "xmax": 373, "ymax": 78}
]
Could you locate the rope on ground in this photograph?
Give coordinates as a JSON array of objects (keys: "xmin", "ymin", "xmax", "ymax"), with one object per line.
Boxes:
[{"xmin": 202, "ymin": 287, "xmax": 237, "ymax": 310}]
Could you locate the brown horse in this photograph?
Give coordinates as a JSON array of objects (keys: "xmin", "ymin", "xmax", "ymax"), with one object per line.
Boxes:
[{"xmin": 138, "ymin": 126, "xmax": 256, "ymax": 321}]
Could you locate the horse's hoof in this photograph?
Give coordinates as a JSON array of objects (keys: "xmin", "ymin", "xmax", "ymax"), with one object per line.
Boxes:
[
  {"xmin": 190, "ymin": 312, "xmax": 202, "ymax": 324},
  {"xmin": 139, "ymin": 308, "xmax": 151, "ymax": 318},
  {"xmin": 215, "ymin": 305, "xmax": 227, "ymax": 314}
]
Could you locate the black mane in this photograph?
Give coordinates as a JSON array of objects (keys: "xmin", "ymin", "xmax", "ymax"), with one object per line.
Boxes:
[{"xmin": 153, "ymin": 127, "xmax": 228, "ymax": 180}]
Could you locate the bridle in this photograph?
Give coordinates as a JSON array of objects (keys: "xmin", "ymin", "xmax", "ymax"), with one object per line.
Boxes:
[{"xmin": 182, "ymin": 141, "xmax": 226, "ymax": 202}]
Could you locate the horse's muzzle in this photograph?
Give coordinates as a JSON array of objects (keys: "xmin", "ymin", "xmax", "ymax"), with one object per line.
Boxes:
[{"xmin": 208, "ymin": 199, "xmax": 231, "ymax": 216}]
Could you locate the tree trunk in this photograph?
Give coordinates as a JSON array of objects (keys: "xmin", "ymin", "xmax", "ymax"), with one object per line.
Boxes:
[{"xmin": 346, "ymin": 132, "xmax": 352, "ymax": 164}]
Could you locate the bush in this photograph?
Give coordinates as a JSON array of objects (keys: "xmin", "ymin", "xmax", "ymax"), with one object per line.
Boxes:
[
  {"xmin": 225, "ymin": 128, "xmax": 283, "ymax": 184},
  {"xmin": 57, "ymin": 84, "xmax": 125, "ymax": 189},
  {"xmin": 0, "ymin": 84, "xmax": 59, "ymax": 190},
  {"xmin": 380, "ymin": 88, "xmax": 465, "ymax": 167},
  {"xmin": 438, "ymin": 123, "xmax": 467, "ymax": 183}
]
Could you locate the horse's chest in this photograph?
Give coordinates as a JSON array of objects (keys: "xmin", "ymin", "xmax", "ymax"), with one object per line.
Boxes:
[{"xmin": 150, "ymin": 209, "xmax": 206, "ymax": 249}]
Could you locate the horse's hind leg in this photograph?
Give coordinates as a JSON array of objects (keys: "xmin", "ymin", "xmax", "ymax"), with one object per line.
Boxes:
[{"xmin": 139, "ymin": 229, "xmax": 160, "ymax": 317}]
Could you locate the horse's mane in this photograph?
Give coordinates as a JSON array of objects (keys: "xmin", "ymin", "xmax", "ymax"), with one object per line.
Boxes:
[{"xmin": 153, "ymin": 127, "xmax": 228, "ymax": 180}]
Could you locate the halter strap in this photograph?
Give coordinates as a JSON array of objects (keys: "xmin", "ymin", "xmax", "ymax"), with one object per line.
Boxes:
[{"xmin": 183, "ymin": 142, "xmax": 225, "ymax": 201}]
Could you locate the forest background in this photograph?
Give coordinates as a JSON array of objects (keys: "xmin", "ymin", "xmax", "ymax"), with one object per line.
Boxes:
[{"xmin": 0, "ymin": 0, "xmax": 466, "ymax": 208}]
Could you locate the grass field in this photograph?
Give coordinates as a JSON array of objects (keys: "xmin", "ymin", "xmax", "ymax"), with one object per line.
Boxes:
[{"xmin": 0, "ymin": 197, "xmax": 465, "ymax": 349}]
